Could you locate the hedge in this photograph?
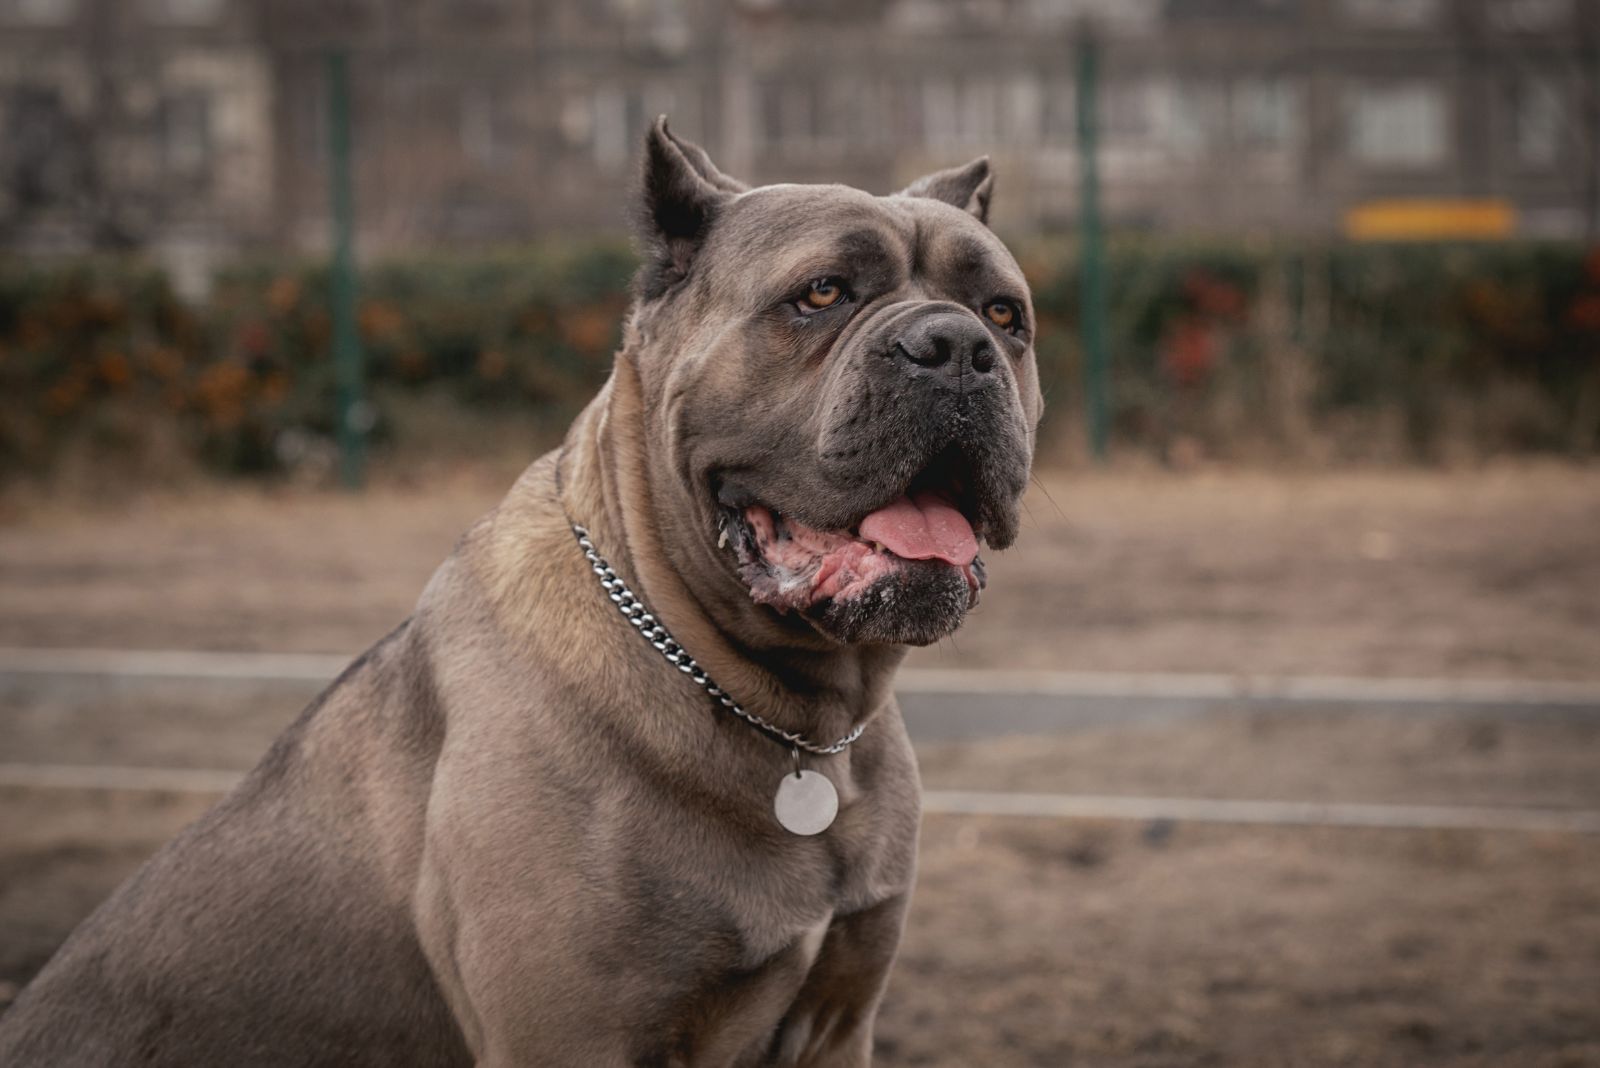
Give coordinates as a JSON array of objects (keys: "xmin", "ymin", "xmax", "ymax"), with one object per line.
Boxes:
[{"xmin": 3, "ymin": 238, "xmax": 1598, "ymax": 483}]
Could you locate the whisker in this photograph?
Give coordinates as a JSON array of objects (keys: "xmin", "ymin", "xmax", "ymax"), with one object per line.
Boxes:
[{"xmin": 1029, "ymin": 471, "xmax": 1067, "ymax": 522}]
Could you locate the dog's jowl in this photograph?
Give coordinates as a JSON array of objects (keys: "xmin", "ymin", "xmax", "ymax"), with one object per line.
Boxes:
[{"xmin": 0, "ymin": 118, "xmax": 1041, "ymax": 1067}]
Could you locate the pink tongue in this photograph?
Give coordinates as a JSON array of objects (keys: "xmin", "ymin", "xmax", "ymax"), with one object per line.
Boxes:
[{"xmin": 858, "ymin": 492, "xmax": 978, "ymax": 566}]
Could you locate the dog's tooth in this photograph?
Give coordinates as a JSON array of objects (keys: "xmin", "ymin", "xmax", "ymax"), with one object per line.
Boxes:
[{"xmin": 718, "ymin": 528, "xmax": 729, "ymax": 549}]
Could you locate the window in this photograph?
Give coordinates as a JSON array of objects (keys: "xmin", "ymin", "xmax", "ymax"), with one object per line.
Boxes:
[
  {"xmin": 459, "ymin": 87, "xmax": 498, "ymax": 166},
  {"xmin": 1166, "ymin": 0, "xmax": 1300, "ymax": 20},
  {"xmin": 1347, "ymin": 83, "xmax": 1448, "ymax": 167},
  {"xmin": 958, "ymin": 80, "xmax": 999, "ymax": 150},
  {"xmin": 920, "ymin": 78, "xmax": 1004, "ymax": 150},
  {"xmin": 3, "ymin": 86, "xmax": 76, "ymax": 202},
  {"xmin": 1489, "ymin": 0, "xmax": 1571, "ymax": 31},
  {"xmin": 759, "ymin": 78, "xmax": 822, "ymax": 148},
  {"xmin": 1340, "ymin": 0, "xmax": 1439, "ymax": 28},
  {"xmin": 1039, "ymin": 77, "xmax": 1076, "ymax": 146},
  {"xmin": 1163, "ymin": 78, "xmax": 1227, "ymax": 156},
  {"xmin": 3, "ymin": 0, "xmax": 79, "ymax": 24},
  {"xmin": 1101, "ymin": 80, "xmax": 1156, "ymax": 144},
  {"xmin": 161, "ymin": 92, "xmax": 212, "ymax": 178},
  {"xmin": 921, "ymin": 79, "xmax": 959, "ymax": 149},
  {"xmin": 609, "ymin": 0, "xmax": 689, "ymax": 57},
  {"xmin": 1004, "ymin": 76, "xmax": 1045, "ymax": 148},
  {"xmin": 1019, "ymin": 0, "xmax": 1162, "ymax": 29},
  {"xmin": 825, "ymin": 78, "xmax": 885, "ymax": 149},
  {"xmin": 295, "ymin": 80, "xmax": 328, "ymax": 166},
  {"xmin": 1513, "ymin": 78, "xmax": 1564, "ymax": 166},
  {"xmin": 885, "ymin": 0, "xmax": 953, "ymax": 32},
  {"xmin": 1233, "ymin": 78, "xmax": 1300, "ymax": 149},
  {"xmin": 592, "ymin": 85, "xmax": 684, "ymax": 171},
  {"xmin": 142, "ymin": 0, "xmax": 226, "ymax": 24},
  {"xmin": 441, "ymin": 0, "xmax": 506, "ymax": 27},
  {"xmin": 884, "ymin": 79, "xmax": 926, "ymax": 150},
  {"xmin": 592, "ymin": 87, "xmax": 629, "ymax": 170}
]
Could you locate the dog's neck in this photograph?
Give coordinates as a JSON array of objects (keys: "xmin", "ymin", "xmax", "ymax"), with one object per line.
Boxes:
[{"xmin": 556, "ymin": 362, "xmax": 905, "ymax": 744}]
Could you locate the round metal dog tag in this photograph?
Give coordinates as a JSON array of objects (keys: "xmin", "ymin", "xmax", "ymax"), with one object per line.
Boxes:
[{"xmin": 774, "ymin": 770, "xmax": 838, "ymax": 836}]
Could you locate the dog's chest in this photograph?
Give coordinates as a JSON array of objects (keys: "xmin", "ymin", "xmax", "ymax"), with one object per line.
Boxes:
[
  {"xmin": 674, "ymin": 821, "xmax": 896, "ymax": 964},
  {"xmin": 639, "ymin": 866, "xmax": 893, "ymax": 1067}
]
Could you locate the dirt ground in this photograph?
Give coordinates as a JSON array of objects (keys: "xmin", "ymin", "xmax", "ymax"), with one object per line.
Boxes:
[
  {"xmin": 2, "ymin": 461, "xmax": 1598, "ymax": 679},
  {"xmin": 2, "ymin": 463, "xmax": 1599, "ymax": 1064},
  {"xmin": 2, "ymin": 777, "xmax": 1597, "ymax": 1068},
  {"xmin": 6, "ymin": 679, "xmax": 1599, "ymax": 811}
]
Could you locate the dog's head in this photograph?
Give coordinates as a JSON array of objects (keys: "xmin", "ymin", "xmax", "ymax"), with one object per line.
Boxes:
[{"xmin": 624, "ymin": 118, "xmax": 1042, "ymax": 648}]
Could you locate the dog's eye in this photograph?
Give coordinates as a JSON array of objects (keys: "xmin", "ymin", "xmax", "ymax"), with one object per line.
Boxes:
[
  {"xmin": 984, "ymin": 300, "xmax": 1021, "ymax": 332},
  {"xmin": 799, "ymin": 278, "xmax": 849, "ymax": 313}
]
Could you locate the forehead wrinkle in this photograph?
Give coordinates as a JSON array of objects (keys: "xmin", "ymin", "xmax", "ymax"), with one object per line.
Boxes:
[
  {"xmin": 928, "ymin": 230, "xmax": 1028, "ymax": 302},
  {"xmin": 890, "ymin": 197, "xmax": 1024, "ymax": 300},
  {"xmin": 943, "ymin": 235, "xmax": 991, "ymax": 279},
  {"xmin": 740, "ymin": 229, "xmax": 906, "ymax": 305},
  {"xmin": 716, "ymin": 186, "xmax": 886, "ymax": 248},
  {"xmin": 708, "ymin": 192, "xmax": 908, "ymax": 297}
]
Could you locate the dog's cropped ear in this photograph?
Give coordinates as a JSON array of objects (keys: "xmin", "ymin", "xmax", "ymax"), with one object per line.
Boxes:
[
  {"xmin": 895, "ymin": 157, "xmax": 993, "ymax": 225},
  {"xmin": 635, "ymin": 116, "xmax": 748, "ymax": 300}
]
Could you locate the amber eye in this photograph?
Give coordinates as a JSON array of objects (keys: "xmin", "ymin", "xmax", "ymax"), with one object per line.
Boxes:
[
  {"xmin": 801, "ymin": 278, "xmax": 847, "ymax": 311},
  {"xmin": 985, "ymin": 300, "xmax": 1019, "ymax": 330}
]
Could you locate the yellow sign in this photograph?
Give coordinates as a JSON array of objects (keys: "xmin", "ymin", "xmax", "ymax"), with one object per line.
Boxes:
[{"xmin": 1345, "ymin": 199, "xmax": 1517, "ymax": 241}]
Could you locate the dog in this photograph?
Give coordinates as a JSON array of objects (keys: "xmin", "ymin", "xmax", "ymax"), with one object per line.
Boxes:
[{"xmin": 0, "ymin": 118, "xmax": 1041, "ymax": 1066}]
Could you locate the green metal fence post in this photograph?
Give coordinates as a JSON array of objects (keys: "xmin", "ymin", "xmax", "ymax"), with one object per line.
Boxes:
[
  {"xmin": 327, "ymin": 49, "xmax": 365, "ymax": 490},
  {"xmin": 1076, "ymin": 24, "xmax": 1110, "ymax": 463}
]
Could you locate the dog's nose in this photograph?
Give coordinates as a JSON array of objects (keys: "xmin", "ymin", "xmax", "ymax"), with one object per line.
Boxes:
[{"xmin": 892, "ymin": 312, "xmax": 996, "ymax": 379}]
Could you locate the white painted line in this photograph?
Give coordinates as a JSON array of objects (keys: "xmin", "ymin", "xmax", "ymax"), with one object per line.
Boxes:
[
  {"xmin": 2, "ymin": 647, "xmax": 1597, "ymax": 708},
  {"xmin": 2, "ymin": 762, "xmax": 1595, "ymax": 835},
  {"xmin": 0, "ymin": 648, "xmax": 350, "ymax": 682},
  {"xmin": 922, "ymin": 790, "xmax": 1600, "ymax": 834},
  {"xmin": 0, "ymin": 763, "xmax": 242, "ymax": 793},
  {"xmin": 898, "ymin": 668, "xmax": 1600, "ymax": 707}
]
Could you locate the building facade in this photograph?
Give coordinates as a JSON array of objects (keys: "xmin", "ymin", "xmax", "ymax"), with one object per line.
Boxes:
[{"xmin": 1, "ymin": 0, "xmax": 1597, "ymax": 268}]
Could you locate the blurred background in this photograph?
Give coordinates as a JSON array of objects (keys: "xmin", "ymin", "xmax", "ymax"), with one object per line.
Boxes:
[{"xmin": 2, "ymin": 1, "xmax": 1599, "ymax": 1066}]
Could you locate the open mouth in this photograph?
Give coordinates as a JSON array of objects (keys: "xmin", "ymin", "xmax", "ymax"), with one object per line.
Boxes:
[{"xmin": 716, "ymin": 451, "xmax": 989, "ymax": 614}]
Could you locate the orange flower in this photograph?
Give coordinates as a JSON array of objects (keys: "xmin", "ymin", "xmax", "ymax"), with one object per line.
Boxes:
[
  {"xmin": 44, "ymin": 379, "xmax": 86, "ymax": 417},
  {"xmin": 476, "ymin": 349, "xmax": 509, "ymax": 381},
  {"xmin": 267, "ymin": 276, "xmax": 302, "ymax": 315},
  {"xmin": 359, "ymin": 300, "xmax": 406, "ymax": 342},
  {"xmin": 1567, "ymin": 294, "xmax": 1600, "ymax": 331},
  {"xmin": 396, "ymin": 349, "xmax": 429, "ymax": 379},
  {"xmin": 305, "ymin": 310, "xmax": 331, "ymax": 348},
  {"xmin": 237, "ymin": 320, "xmax": 271, "ymax": 356},
  {"xmin": 1160, "ymin": 317, "xmax": 1219, "ymax": 386},
  {"xmin": 1584, "ymin": 247, "xmax": 1600, "ymax": 284},
  {"xmin": 1020, "ymin": 255, "xmax": 1058, "ymax": 289},
  {"xmin": 559, "ymin": 307, "xmax": 615, "ymax": 355},
  {"xmin": 259, "ymin": 372, "xmax": 290, "ymax": 406},
  {"xmin": 196, "ymin": 362, "xmax": 250, "ymax": 416},
  {"xmin": 17, "ymin": 315, "xmax": 48, "ymax": 349},
  {"xmin": 146, "ymin": 346, "xmax": 185, "ymax": 380},
  {"xmin": 1183, "ymin": 269, "xmax": 1247, "ymax": 320},
  {"xmin": 97, "ymin": 351, "xmax": 133, "ymax": 387}
]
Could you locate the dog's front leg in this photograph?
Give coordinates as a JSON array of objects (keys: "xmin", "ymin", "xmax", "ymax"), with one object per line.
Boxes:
[
  {"xmin": 416, "ymin": 869, "xmax": 633, "ymax": 1066},
  {"xmin": 766, "ymin": 894, "xmax": 910, "ymax": 1067},
  {"xmin": 416, "ymin": 766, "xmax": 825, "ymax": 1066}
]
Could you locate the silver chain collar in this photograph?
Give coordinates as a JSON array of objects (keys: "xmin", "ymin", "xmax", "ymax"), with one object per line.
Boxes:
[{"xmin": 570, "ymin": 523, "xmax": 867, "ymax": 757}]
